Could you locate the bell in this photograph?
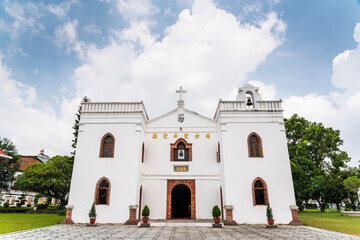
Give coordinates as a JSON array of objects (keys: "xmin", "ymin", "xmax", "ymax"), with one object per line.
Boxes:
[{"xmin": 246, "ymin": 97, "xmax": 253, "ymax": 106}]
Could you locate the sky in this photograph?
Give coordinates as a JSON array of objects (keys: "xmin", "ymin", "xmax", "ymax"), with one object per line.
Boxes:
[{"xmin": 0, "ymin": 0, "xmax": 360, "ymax": 167}]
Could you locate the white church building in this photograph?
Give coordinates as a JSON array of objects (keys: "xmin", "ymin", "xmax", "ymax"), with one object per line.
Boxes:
[{"xmin": 66, "ymin": 84, "xmax": 301, "ymax": 225}]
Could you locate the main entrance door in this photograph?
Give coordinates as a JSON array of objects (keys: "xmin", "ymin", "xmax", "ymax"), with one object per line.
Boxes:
[
  {"xmin": 171, "ymin": 184, "xmax": 191, "ymax": 218},
  {"xmin": 167, "ymin": 180, "xmax": 196, "ymax": 219}
]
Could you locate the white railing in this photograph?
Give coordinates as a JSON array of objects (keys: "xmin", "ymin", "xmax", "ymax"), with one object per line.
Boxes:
[
  {"xmin": 215, "ymin": 100, "xmax": 282, "ymax": 117},
  {"xmin": 81, "ymin": 102, "xmax": 149, "ymax": 119},
  {"xmin": 256, "ymin": 100, "xmax": 282, "ymax": 110},
  {"xmin": 217, "ymin": 101, "xmax": 246, "ymax": 111}
]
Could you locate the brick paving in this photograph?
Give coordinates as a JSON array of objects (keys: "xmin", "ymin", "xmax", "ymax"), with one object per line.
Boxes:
[{"xmin": 0, "ymin": 224, "xmax": 359, "ymax": 240}]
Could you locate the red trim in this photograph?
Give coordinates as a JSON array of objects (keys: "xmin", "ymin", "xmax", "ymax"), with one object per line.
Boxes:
[
  {"xmin": 170, "ymin": 138, "xmax": 192, "ymax": 162},
  {"xmin": 220, "ymin": 186, "xmax": 224, "ymax": 221},
  {"xmin": 99, "ymin": 133, "xmax": 115, "ymax": 158},
  {"xmin": 247, "ymin": 132, "xmax": 263, "ymax": 158},
  {"xmin": 252, "ymin": 177, "xmax": 268, "ymax": 206},
  {"xmin": 217, "ymin": 142, "xmax": 221, "ymax": 162},
  {"xmin": 138, "ymin": 186, "xmax": 142, "ymax": 220},
  {"xmin": 141, "ymin": 143, "xmax": 145, "ymax": 163},
  {"xmin": 95, "ymin": 177, "xmax": 111, "ymax": 205},
  {"xmin": 166, "ymin": 180, "xmax": 196, "ymax": 219}
]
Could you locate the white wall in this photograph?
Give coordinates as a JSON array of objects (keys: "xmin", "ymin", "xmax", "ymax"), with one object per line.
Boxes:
[
  {"xmin": 68, "ymin": 113, "xmax": 144, "ymax": 223},
  {"xmin": 221, "ymin": 114, "xmax": 295, "ymax": 224},
  {"xmin": 68, "ymin": 103, "xmax": 297, "ymax": 224},
  {"xmin": 140, "ymin": 179, "xmax": 167, "ymax": 219},
  {"xmin": 140, "ymin": 107, "xmax": 222, "ymax": 219},
  {"xmin": 196, "ymin": 180, "xmax": 221, "ymax": 219}
]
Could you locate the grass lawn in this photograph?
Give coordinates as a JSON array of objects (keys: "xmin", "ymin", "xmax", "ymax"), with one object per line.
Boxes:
[
  {"xmin": 298, "ymin": 210, "xmax": 360, "ymax": 236},
  {"xmin": 0, "ymin": 213, "xmax": 65, "ymax": 234}
]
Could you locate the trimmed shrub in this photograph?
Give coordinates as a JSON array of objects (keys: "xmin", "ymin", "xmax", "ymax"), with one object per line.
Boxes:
[
  {"xmin": 0, "ymin": 207, "xmax": 32, "ymax": 212},
  {"xmin": 56, "ymin": 205, "xmax": 66, "ymax": 211},
  {"xmin": 266, "ymin": 206, "xmax": 273, "ymax": 219},
  {"xmin": 89, "ymin": 203, "xmax": 97, "ymax": 218},
  {"xmin": 47, "ymin": 205, "xmax": 58, "ymax": 211},
  {"xmin": 305, "ymin": 203, "xmax": 317, "ymax": 209},
  {"xmin": 142, "ymin": 205, "xmax": 150, "ymax": 217},
  {"xmin": 58, "ymin": 209, "xmax": 67, "ymax": 216},
  {"xmin": 37, "ymin": 204, "xmax": 48, "ymax": 210},
  {"xmin": 3, "ymin": 203, "xmax": 9, "ymax": 208},
  {"xmin": 212, "ymin": 205, "xmax": 221, "ymax": 218}
]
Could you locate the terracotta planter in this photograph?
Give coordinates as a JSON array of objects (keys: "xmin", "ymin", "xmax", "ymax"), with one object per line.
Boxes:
[
  {"xmin": 90, "ymin": 218, "xmax": 96, "ymax": 224},
  {"xmin": 214, "ymin": 218, "xmax": 220, "ymax": 224},
  {"xmin": 142, "ymin": 217, "xmax": 149, "ymax": 224},
  {"xmin": 267, "ymin": 219, "xmax": 274, "ymax": 225}
]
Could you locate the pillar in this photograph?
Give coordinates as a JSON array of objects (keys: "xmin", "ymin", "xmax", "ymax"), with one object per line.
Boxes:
[
  {"xmin": 61, "ymin": 204, "xmax": 74, "ymax": 224},
  {"xmin": 124, "ymin": 205, "xmax": 138, "ymax": 225},
  {"xmin": 223, "ymin": 205, "xmax": 237, "ymax": 225},
  {"xmin": 289, "ymin": 205, "xmax": 303, "ymax": 225}
]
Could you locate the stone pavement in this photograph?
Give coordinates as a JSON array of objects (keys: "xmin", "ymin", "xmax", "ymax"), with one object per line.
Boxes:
[{"xmin": 0, "ymin": 223, "xmax": 359, "ymax": 240}]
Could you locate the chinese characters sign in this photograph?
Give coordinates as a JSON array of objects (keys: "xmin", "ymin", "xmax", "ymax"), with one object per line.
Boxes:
[
  {"xmin": 174, "ymin": 166, "xmax": 189, "ymax": 172},
  {"xmin": 152, "ymin": 133, "xmax": 211, "ymax": 139}
]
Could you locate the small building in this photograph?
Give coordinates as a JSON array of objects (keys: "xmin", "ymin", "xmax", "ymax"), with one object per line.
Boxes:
[
  {"xmin": 0, "ymin": 150, "xmax": 49, "ymax": 206},
  {"xmin": 68, "ymin": 84, "xmax": 298, "ymax": 224}
]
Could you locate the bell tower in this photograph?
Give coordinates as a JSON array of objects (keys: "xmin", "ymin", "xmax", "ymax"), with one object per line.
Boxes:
[{"xmin": 236, "ymin": 84, "xmax": 263, "ymax": 108}]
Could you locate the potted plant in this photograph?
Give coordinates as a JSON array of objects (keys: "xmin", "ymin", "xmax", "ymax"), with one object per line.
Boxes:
[
  {"xmin": 89, "ymin": 203, "xmax": 97, "ymax": 224},
  {"xmin": 212, "ymin": 205, "xmax": 221, "ymax": 224},
  {"xmin": 142, "ymin": 205, "xmax": 150, "ymax": 223},
  {"xmin": 266, "ymin": 205, "xmax": 274, "ymax": 225}
]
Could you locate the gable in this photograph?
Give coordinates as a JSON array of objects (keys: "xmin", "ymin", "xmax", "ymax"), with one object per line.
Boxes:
[{"xmin": 146, "ymin": 107, "xmax": 216, "ymax": 128}]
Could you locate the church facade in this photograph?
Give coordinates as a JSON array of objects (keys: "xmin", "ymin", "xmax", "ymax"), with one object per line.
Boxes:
[{"xmin": 67, "ymin": 84, "xmax": 298, "ymax": 224}]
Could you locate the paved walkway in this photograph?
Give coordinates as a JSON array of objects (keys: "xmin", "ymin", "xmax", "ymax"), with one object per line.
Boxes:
[{"xmin": 1, "ymin": 223, "xmax": 359, "ymax": 240}]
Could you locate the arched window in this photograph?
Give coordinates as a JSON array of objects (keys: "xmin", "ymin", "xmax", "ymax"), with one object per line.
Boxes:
[
  {"xmin": 95, "ymin": 177, "xmax": 111, "ymax": 205},
  {"xmin": 252, "ymin": 178, "xmax": 268, "ymax": 205},
  {"xmin": 170, "ymin": 138, "xmax": 192, "ymax": 161},
  {"xmin": 141, "ymin": 142, "xmax": 145, "ymax": 163},
  {"xmin": 99, "ymin": 133, "xmax": 115, "ymax": 158},
  {"xmin": 247, "ymin": 132, "xmax": 263, "ymax": 157},
  {"xmin": 138, "ymin": 186, "xmax": 142, "ymax": 220}
]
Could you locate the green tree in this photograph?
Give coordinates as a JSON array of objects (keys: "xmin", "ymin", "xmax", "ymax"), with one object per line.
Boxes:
[
  {"xmin": 71, "ymin": 96, "xmax": 90, "ymax": 156},
  {"xmin": 326, "ymin": 174, "xmax": 348, "ymax": 211},
  {"xmin": 0, "ymin": 137, "xmax": 20, "ymax": 191},
  {"xmin": 15, "ymin": 155, "xmax": 73, "ymax": 207},
  {"xmin": 284, "ymin": 114, "xmax": 350, "ymax": 211},
  {"xmin": 343, "ymin": 176, "xmax": 360, "ymax": 210}
]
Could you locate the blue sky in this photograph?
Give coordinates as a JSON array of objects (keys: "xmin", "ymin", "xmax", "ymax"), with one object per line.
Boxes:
[{"xmin": 0, "ymin": 0, "xmax": 359, "ymax": 167}]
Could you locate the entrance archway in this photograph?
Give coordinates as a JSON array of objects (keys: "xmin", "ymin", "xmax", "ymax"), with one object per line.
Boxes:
[
  {"xmin": 171, "ymin": 184, "xmax": 191, "ymax": 218},
  {"xmin": 167, "ymin": 180, "xmax": 195, "ymax": 219}
]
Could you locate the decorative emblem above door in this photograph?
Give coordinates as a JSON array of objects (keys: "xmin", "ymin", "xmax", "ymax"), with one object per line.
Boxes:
[{"xmin": 178, "ymin": 113, "xmax": 184, "ymax": 123}]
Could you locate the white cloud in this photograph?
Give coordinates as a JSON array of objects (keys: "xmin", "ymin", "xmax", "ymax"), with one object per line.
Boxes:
[
  {"xmin": 115, "ymin": 0, "xmax": 160, "ymax": 21},
  {"xmin": 84, "ymin": 24, "xmax": 102, "ymax": 36},
  {"xmin": 3, "ymin": 0, "xmax": 44, "ymax": 40},
  {"xmin": 46, "ymin": 0, "xmax": 79, "ymax": 19},
  {"xmin": 282, "ymin": 23, "xmax": 360, "ymax": 166},
  {"xmin": 55, "ymin": 20, "xmax": 78, "ymax": 45},
  {"xmin": 283, "ymin": 94, "xmax": 338, "ymax": 123},
  {"xmin": 74, "ymin": 0, "xmax": 286, "ymax": 117},
  {"xmin": 1, "ymin": 0, "xmax": 286, "ymax": 156},
  {"xmin": 248, "ymin": 80, "xmax": 276, "ymax": 100},
  {"xmin": 55, "ymin": 20, "xmax": 85, "ymax": 57},
  {"xmin": 0, "ymin": 54, "xmax": 77, "ymax": 156},
  {"xmin": 242, "ymin": 3, "xmax": 262, "ymax": 16},
  {"xmin": 115, "ymin": 20, "xmax": 157, "ymax": 48},
  {"xmin": 331, "ymin": 23, "xmax": 360, "ymax": 95}
]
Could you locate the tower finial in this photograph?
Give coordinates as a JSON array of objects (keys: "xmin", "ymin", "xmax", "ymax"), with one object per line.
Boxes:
[{"xmin": 176, "ymin": 86, "xmax": 186, "ymax": 107}]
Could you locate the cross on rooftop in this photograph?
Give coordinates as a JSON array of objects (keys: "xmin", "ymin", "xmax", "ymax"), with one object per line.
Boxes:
[{"xmin": 176, "ymin": 86, "xmax": 186, "ymax": 107}]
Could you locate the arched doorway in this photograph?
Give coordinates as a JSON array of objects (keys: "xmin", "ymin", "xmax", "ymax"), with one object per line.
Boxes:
[{"xmin": 171, "ymin": 184, "xmax": 191, "ymax": 218}]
